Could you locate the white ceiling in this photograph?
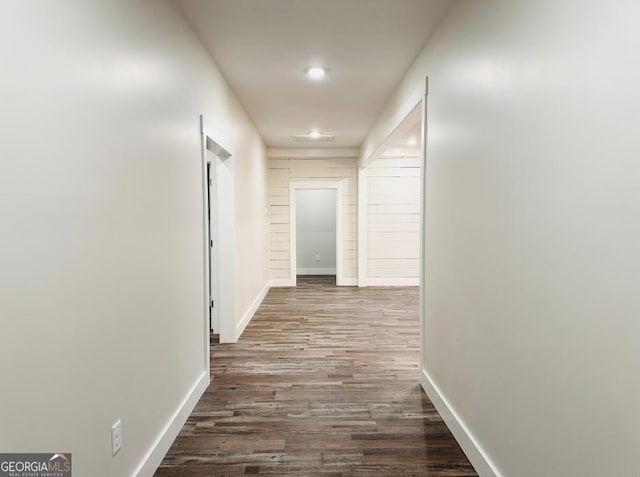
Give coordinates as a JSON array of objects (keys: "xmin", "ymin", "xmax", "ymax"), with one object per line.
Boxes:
[{"xmin": 175, "ymin": 0, "xmax": 453, "ymax": 148}]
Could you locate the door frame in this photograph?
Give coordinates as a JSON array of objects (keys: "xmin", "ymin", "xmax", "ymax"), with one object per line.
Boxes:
[
  {"xmin": 288, "ymin": 180, "xmax": 345, "ymax": 286},
  {"xmin": 200, "ymin": 116, "xmax": 237, "ymax": 352},
  {"xmin": 205, "ymin": 161, "xmax": 220, "ymax": 334}
]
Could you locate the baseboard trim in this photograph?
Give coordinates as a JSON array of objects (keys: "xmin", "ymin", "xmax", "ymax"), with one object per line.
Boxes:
[
  {"xmin": 297, "ymin": 267, "xmax": 337, "ymax": 275},
  {"xmin": 420, "ymin": 368, "xmax": 500, "ymax": 477},
  {"xmin": 135, "ymin": 371, "xmax": 209, "ymax": 477},
  {"xmin": 271, "ymin": 278, "xmax": 295, "ymax": 287},
  {"xmin": 366, "ymin": 277, "xmax": 419, "ymax": 286},
  {"xmin": 271, "ymin": 277, "xmax": 357, "ymax": 287},
  {"xmin": 236, "ymin": 281, "xmax": 270, "ymax": 339}
]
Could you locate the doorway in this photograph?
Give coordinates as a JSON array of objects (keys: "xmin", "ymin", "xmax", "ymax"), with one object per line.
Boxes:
[
  {"xmin": 295, "ymin": 189, "xmax": 337, "ymax": 280},
  {"xmin": 201, "ymin": 116, "xmax": 237, "ymax": 345},
  {"xmin": 288, "ymin": 180, "xmax": 345, "ymax": 286},
  {"xmin": 205, "ymin": 161, "xmax": 219, "ymax": 333}
]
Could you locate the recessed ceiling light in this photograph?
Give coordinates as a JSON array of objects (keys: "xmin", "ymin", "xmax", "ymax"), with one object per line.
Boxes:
[
  {"xmin": 407, "ymin": 138, "xmax": 418, "ymax": 146},
  {"xmin": 293, "ymin": 132, "xmax": 335, "ymax": 143},
  {"xmin": 305, "ymin": 66, "xmax": 327, "ymax": 80}
]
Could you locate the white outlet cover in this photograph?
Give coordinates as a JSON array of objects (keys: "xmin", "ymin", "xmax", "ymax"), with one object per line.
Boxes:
[
  {"xmin": 111, "ymin": 419, "xmax": 122, "ymax": 456},
  {"xmin": 315, "ymin": 254, "xmax": 320, "ymax": 261}
]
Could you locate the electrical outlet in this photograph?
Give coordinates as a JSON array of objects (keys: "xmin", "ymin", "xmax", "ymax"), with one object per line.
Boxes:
[
  {"xmin": 314, "ymin": 254, "xmax": 320, "ymax": 262},
  {"xmin": 111, "ymin": 419, "xmax": 122, "ymax": 456}
]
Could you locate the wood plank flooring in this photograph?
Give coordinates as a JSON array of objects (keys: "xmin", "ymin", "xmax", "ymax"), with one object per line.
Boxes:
[{"xmin": 155, "ymin": 276, "xmax": 477, "ymax": 476}]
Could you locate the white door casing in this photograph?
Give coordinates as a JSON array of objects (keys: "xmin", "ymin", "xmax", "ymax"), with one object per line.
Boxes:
[
  {"xmin": 289, "ymin": 180, "xmax": 345, "ymax": 287},
  {"xmin": 201, "ymin": 115, "xmax": 238, "ymax": 346}
]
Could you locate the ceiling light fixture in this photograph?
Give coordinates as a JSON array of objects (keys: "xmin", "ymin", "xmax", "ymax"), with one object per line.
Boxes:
[
  {"xmin": 293, "ymin": 132, "xmax": 335, "ymax": 143},
  {"xmin": 305, "ymin": 66, "xmax": 327, "ymax": 80}
]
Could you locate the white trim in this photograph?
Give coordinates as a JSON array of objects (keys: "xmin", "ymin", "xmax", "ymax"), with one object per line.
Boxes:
[
  {"xmin": 289, "ymin": 188, "xmax": 296, "ymax": 283},
  {"xmin": 357, "ymin": 167, "xmax": 367, "ymax": 287},
  {"xmin": 296, "ymin": 267, "xmax": 337, "ymax": 275},
  {"xmin": 268, "ymin": 147, "xmax": 359, "ymax": 159},
  {"xmin": 289, "ymin": 180, "xmax": 346, "ymax": 286},
  {"xmin": 200, "ymin": 114, "xmax": 226, "ymax": 373},
  {"xmin": 366, "ymin": 277, "xmax": 419, "ymax": 287},
  {"xmin": 199, "ymin": 119, "xmax": 211, "ymax": 374},
  {"xmin": 201, "ymin": 115, "xmax": 237, "ymax": 346},
  {"xmin": 270, "ymin": 278, "xmax": 296, "ymax": 287},
  {"xmin": 271, "ymin": 277, "xmax": 355, "ymax": 287},
  {"xmin": 135, "ymin": 371, "xmax": 209, "ymax": 477},
  {"xmin": 206, "ymin": 160, "xmax": 220, "ymax": 335},
  {"xmin": 236, "ymin": 281, "xmax": 270, "ymax": 339},
  {"xmin": 420, "ymin": 369, "xmax": 500, "ymax": 477},
  {"xmin": 215, "ymin": 154, "xmax": 237, "ymax": 344},
  {"xmin": 419, "ymin": 79, "xmax": 428, "ymax": 372},
  {"xmin": 201, "ymin": 116, "xmax": 233, "ymax": 158},
  {"xmin": 336, "ymin": 190, "xmax": 344, "ymax": 286}
]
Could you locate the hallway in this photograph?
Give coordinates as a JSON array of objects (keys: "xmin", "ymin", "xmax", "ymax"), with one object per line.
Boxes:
[{"xmin": 155, "ymin": 277, "xmax": 476, "ymax": 476}]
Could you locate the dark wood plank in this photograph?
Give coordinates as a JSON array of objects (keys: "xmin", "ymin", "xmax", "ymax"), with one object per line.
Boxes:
[{"xmin": 155, "ymin": 276, "xmax": 477, "ymax": 476}]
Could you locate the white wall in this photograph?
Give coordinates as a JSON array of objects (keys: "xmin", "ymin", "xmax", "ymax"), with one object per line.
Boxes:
[
  {"xmin": 364, "ymin": 1, "xmax": 640, "ymax": 476},
  {"xmin": 232, "ymin": 116, "xmax": 270, "ymax": 337},
  {"xmin": 269, "ymin": 157, "xmax": 357, "ymax": 284},
  {"xmin": 0, "ymin": 1, "xmax": 268, "ymax": 476},
  {"xmin": 367, "ymin": 156, "xmax": 421, "ymax": 285},
  {"xmin": 296, "ymin": 189, "xmax": 337, "ymax": 273},
  {"xmin": 363, "ymin": 1, "xmax": 640, "ymax": 477}
]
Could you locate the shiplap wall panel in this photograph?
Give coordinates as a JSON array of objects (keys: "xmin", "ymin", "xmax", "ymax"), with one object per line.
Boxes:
[
  {"xmin": 270, "ymin": 268, "xmax": 290, "ymax": 279},
  {"xmin": 270, "ymin": 251, "xmax": 289, "ymax": 261},
  {"xmin": 270, "ymin": 259, "xmax": 290, "ymax": 270},
  {"xmin": 368, "ymin": 220, "xmax": 420, "ymax": 233},
  {"xmin": 268, "ymin": 157, "xmax": 358, "ymax": 281},
  {"xmin": 368, "ymin": 167, "xmax": 421, "ymax": 177},
  {"xmin": 371, "ymin": 158, "xmax": 423, "ymax": 168},
  {"xmin": 367, "ymin": 156, "xmax": 421, "ymax": 281},
  {"xmin": 368, "ymin": 204, "xmax": 421, "ymax": 215}
]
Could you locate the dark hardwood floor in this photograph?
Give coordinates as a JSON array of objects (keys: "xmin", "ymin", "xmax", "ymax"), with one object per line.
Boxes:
[{"xmin": 155, "ymin": 276, "xmax": 477, "ymax": 476}]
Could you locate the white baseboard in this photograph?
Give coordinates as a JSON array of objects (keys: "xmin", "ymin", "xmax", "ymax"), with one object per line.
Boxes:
[
  {"xmin": 236, "ymin": 281, "xmax": 270, "ymax": 339},
  {"xmin": 135, "ymin": 371, "xmax": 209, "ymax": 477},
  {"xmin": 366, "ymin": 277, "xmax": 419, "ymax": 286},
  {"xmin": 270, "ymin": 278, "xmax": 295, "ymax": 287},
  {"xmin": 420, "ymin": 368, "xmax": 500, "ymax": 477},
  {"xmin": 296, "ymin": 267, "xmax": 337, "ymax": 275},
  {"xmin": 271, "ymin": 277, "xmax": 357, "ymax": 287}
]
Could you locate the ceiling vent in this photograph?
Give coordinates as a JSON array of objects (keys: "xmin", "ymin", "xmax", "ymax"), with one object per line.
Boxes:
[{"xmin": 292, "ymin": 134, "xmax": 335, "ymax": 143}]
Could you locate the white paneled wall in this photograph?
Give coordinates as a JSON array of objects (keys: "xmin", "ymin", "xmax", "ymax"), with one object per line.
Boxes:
[
  {"xmin": 268, "ymin": 158, "xmax": 358, "ymax": 284},
  {"xmin": 367, "ymin": 156, "xmax": 421, "ymax": 285}
]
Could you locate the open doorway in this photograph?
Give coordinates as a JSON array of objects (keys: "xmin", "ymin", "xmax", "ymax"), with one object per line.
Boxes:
[
  {"xmin": 205, "ymin": 160, "xmax": 219, "ymax": 333},
  {"xmin": 357, "ymin": 80, "xmax": 427, "ymax": 365},
  {"xmin": 358, "ymin": 101, "xmax": 423, "ymax": 287},
  {"xmin": 295, "ymin": 189, "xmax": 337, "ymax": 282},
  {"xmin": 201, "ymin": 116, "xmax": 237, "ymax": 346},
  {"xmin": 288, "ymin": 180, "xmax": 346, "ymax": 287}
]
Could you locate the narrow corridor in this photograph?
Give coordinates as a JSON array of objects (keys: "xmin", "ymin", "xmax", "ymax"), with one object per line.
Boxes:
[{"xmin": 156, "ymin": 277, "xmax": 476, "ymax": 476}]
